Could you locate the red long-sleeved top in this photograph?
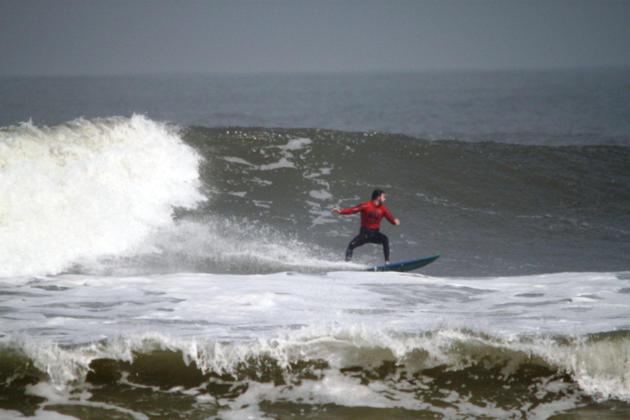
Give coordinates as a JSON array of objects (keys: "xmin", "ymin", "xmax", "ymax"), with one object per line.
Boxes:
[{"xmin": 339, "ymin": 201, "xmax": 396, "ymax": 230}]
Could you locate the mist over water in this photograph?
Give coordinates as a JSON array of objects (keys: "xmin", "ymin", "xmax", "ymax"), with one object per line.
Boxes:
[{"xmin": 1, "ymin": 71, "xmax": 629, "ymax": 418}]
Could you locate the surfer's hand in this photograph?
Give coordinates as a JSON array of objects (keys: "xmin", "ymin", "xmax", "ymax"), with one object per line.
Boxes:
[
  {"xmin": 394, "ymin": 218, "xmax": 400, "ymax": 225},
  {"xmin": 331, "ymin": 208, "xmax": 340, "ymax": 214}
]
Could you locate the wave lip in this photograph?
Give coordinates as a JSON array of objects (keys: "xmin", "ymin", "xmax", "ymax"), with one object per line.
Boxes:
[{"xmin": 0, "ymin": 115, "xmax": 204, "ymax": 277}]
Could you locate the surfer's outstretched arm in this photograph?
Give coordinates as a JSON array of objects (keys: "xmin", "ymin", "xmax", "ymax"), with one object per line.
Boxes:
[
  {"xmin": 332, "ymin": 204, "xmax": 364, "ymax": 215},
  {"xmin": 382, "ymin": 206, "xmax": 400, "ymax": 225}
]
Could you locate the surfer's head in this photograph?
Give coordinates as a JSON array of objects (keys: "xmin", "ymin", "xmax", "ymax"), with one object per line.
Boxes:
[{"xmin": 372, "ymin": 189, "xmax": 385, "ymax": 204}]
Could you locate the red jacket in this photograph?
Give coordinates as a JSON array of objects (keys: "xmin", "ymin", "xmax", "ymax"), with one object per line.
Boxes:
[{"xmin": 339, "ymin": 201, "xmax": 396, "ymax": 230}]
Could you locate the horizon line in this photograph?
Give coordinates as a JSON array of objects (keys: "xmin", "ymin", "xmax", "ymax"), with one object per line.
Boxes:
[{"xmin": 1, "ymin": 65, "xmax": 629, "ymax": 79}]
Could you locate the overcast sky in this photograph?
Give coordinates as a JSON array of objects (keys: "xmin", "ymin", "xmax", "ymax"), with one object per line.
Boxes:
[{"xmin": 1, "ymin": 0, "xmax": 629, "ymax": 76}]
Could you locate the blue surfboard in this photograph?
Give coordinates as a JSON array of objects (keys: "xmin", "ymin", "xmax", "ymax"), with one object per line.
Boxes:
[{"xmin": 367, "ymin": 255, "xmax": 440, "ymax": 272}]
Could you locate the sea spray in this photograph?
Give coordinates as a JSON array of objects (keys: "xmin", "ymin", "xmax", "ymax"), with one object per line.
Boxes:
[{"xmin": 0, "ymin": 116, "xmax": 203, "ymax": 277}]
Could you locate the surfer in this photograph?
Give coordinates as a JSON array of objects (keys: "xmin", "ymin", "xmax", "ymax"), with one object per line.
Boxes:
[{"xmin": 332, "ymin": 189, "xmax": 400, "ymax": 263}]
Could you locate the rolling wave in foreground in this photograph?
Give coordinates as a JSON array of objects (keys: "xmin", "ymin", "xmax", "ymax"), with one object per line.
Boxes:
[{"xmin": 1, "ymin": 116, "xmax": 629, "ymax": 419}]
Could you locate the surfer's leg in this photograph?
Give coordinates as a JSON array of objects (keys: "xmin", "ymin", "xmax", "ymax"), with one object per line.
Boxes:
[
  {"xmin": 371, "ymin": 232, "xmax": 390, "ymax": 262},
  {"xmin": 345, "ymin": 231, "xmax": 369, "ymax": 261}
]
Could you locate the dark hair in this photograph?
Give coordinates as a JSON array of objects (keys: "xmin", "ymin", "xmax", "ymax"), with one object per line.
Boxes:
[{"xmin": 371, "ymin": 189, "xmax": 384, "ymax": 200}]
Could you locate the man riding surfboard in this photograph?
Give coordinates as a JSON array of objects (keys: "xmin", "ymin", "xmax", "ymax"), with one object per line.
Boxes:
[{"xmin": 332, "ymin": 189, "xmax": 400, "ymax": 264}]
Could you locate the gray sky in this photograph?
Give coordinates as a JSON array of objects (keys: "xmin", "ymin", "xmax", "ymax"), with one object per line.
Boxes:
[{"xmin": 1, "ymin": 0, "xmax": 629, "ymax": 75}]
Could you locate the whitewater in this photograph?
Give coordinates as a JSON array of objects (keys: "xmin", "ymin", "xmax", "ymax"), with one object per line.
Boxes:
[{"xmin": 1, "ymin": 115, "xmax": 629, "ymax": 419}]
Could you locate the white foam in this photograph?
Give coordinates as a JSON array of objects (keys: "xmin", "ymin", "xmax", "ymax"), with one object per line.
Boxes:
[
  {"xmin": 0, "ymin": 116, "xmax": 203, "ymax": 277},
  {"xmin": 222, "ymin": 156, "xmax": 255, "ymax": 167},
  {"xmin": 113, "ymin": 217, "xmax": 354, "ymax": 274},
  {"xmin": 276, "ymin": 137, "xmax": 312, "ymax": 151},
  {"xmin": 221, "ymin": 138, "xmax": 312, "ymax": 174},
  {"xmin": 309, "ymin": 189, "xmax": 333, "ymax": 200},
  {"xmin": 252, "ymin": 200, "xmax": 272, "ymax": 208},
  {"xmin": 228, "ymin": 191, "xmax": 247, "ymax": 197},
  {"xmin": 0, "ymin": 408, "xmax": 79, "ymax": 419},
  {"xmin": 257, "ymin": 157, "xmax": 295, "ymax": 171},
  {"xmin": 1, "ymin": 271, "xmax": 629, "ymax": 403},
  {"xmin": 251, "ymin": 177, "xmax": 272, "ymax": 186},
  {"xmin": 256, "ymin": 137, "xmax": 312, "ymax": 171},
  {"xmin": 22, "ymin": 381, "xmax": 149, "ymax": 420}
]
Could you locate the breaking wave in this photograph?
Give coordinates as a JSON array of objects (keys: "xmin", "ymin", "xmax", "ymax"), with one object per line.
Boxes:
[
  {"xmin": 2, "ymin": 328, "xmax": 630, "ymax": 418},
  {"xmin": 0, "ymin": 116, "xmax": 203, "ymax": 277}
]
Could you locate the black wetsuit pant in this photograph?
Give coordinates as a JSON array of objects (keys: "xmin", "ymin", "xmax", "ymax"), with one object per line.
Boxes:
[{"xmin": 345, "ymin": 227, "xmax": 389, "ymax": 262}]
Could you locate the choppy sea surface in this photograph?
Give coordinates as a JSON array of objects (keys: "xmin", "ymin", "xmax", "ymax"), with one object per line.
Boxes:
[{"xmin": 1, "ymin": 71, "xmax": 629, "ymax": 418}]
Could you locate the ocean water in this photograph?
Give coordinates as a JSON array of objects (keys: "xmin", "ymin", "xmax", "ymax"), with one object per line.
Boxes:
[{"xmin": 1, "ymin": 71, "xmax": 629, "ymax": 419}]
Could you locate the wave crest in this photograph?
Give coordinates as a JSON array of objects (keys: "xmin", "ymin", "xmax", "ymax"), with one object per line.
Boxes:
[
  {"xmin": 3, "ymin": 328, "xmax": 630, "ymax": 404},
  {"xmin": 0, "ymin": 115, "xmax": 204, "ymax": 277}
]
